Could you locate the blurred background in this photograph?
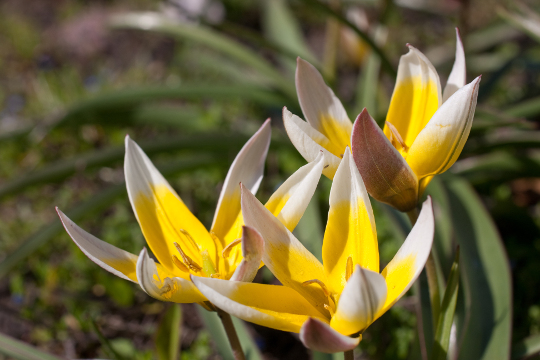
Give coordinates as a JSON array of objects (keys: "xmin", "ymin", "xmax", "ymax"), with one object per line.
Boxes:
[{"xmin": 0, "ymin": 0, "xmax": 540, "ymax": 359}]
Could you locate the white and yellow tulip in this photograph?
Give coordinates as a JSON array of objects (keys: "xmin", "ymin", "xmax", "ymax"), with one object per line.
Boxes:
[
  {"xmin": 284, "ymin": 30, "xmax": 479, "ymax": 211},
  {"xmin": 190, "ymin": 148, "xmax": 435, "ymax": 353},
  {"xmin": 57, "ymin": 120, "xmax": 326, "ymax": 304}
]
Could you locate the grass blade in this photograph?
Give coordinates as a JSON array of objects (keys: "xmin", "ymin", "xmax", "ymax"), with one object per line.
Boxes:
[
  {"xmin": 155, "ymin": 304, "xmax": 182, "ymax": 360},
  {"xmin": 0, "ymin": 133, "xmax": 250, "ymax": 200},
  {"xmin": 0, "ymin": 332, "xmax": 63, "ymax": 360},
  {"xmin": 110, "ymin": 13, "xmax": 295, "ymax": 99},
  {"xmin": 431, "ymin": 248, "xmax": 460, "ymax": 360},
  {"xmin": 262, "ymin": 0, "xmax": 318, "ymax": 72}
]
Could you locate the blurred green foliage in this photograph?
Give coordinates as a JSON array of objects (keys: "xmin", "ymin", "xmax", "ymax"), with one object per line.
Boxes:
[{"xmin": 1, "ymin": 0, "xmax": 540, "ymax": 359}]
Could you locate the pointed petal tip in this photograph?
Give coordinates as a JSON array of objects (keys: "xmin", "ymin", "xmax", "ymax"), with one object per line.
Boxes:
[{"xmin": 300, "ymin": 318, "xmax": 360, "ymax": 353}]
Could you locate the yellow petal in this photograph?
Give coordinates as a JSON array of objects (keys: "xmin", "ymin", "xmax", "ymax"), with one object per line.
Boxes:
[
  {"xmin": 137, "ymin": 248, "xmax": 206, "ymax": 303},
  {"xmin": 125, "ymin": 136, "xmax": 217, "ymax": 274},
  {"xmin": 322, "ymin": 149, "xmax": 378, "ymax": 294},
  {"xmin": 379, "ymin": 197, "xmax": 434, "ymax": 316},
  {"xmin": 283, "ymin": 107, "xmax": 342, "ymax": 179},
  {"xmin": 241, "ymin": 184, "xmax": 330, "ymax": 316},
  {"xmin": 296, "ymin": 58, "xmax": 352, "ymax": 153},
  {"xmin": 211, "ymin": 119, "xmax": 271, "ymax": 246},
  {"xmin": 192, "ymin": 276, "xmax": 328, "ymax": 333},
  {"xmin": 384, "ymin": 45, "xmax": 441, "ymax": 149},
  {"xmin": 407, "ymin": 77, "xmax": 481, "ymax": 179}
]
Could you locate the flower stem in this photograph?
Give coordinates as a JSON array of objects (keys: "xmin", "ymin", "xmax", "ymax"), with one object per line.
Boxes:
[
  {"xmin": 407, "ymin": 208, "xmax": 441, "ymax": 333},
  {"xmin": 216, "ymin": 308, "xmax": 246, "ymax": 360},
  {"xmin": 344, "ymin": 349, "xmax": 354, "ymax": 360}
]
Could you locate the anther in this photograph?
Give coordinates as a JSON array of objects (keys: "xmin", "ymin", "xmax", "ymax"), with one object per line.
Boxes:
[
  {"xmin": 302, "ymin": 279, "xmax": 330, "ymax": 297},
  {"xmin": 174, "ymin": 242, "xmax": 202, "ymax": 272},
  {"xmin": 210, "ymin": 273, "xmax": 221, "ymax": 278},
  {"xmin": 346, "ymin": 256, "xmax": 353, "ymax": 282},
  {"xmin": 386, "ymin": 121, "xmax": 409, "ymax": 152},
  {"xmin": 222, "ymin": 238, "xmax": 242, "ymax": 258},
  {"xmin": 324, "ymin": 304, "xmax": 335, "ymax": 317},
  {"xmin": 179, "ymin": 229, "xmax": 200, "ymax": 250},
  {"xmin": 172, "ymin": 255, "xmax": 190, "ymax": 273}
]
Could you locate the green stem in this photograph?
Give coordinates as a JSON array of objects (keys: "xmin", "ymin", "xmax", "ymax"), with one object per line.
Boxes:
[
  {"xmin": 407, "ymin": 208, "xmax": 441, "ymax": 340},
  {"xmin": 216, "ymin": 308, "xmax": 246, "ymax": 360},
  {"xmin": 344, "ymin": 349, "xmax": 354, "ymax": 360}
]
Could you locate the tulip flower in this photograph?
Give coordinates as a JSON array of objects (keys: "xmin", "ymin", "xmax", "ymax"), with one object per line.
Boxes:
[
  {"xmin": 56, "ymin": 120, "xmax": 326, "ymax": 305},
  {"xmin": 190, "ymin": 148, "xmax": 434, "ymax": 353},
  {"xmin": 352, "ymin": 31, "xmax": 480, "ymax": 211}
]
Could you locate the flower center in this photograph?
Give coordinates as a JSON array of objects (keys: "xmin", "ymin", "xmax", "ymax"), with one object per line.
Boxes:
[
  {"xmin": 302, "ymin": 279, "xmax": 336, "ymax": 315},
  {"xmin": 171, "ymin": 229, "xmax": 219, "ymax": 278}
]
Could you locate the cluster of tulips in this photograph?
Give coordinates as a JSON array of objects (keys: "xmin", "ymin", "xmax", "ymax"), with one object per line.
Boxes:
[{"xmin": 57, "ymin": 30, "xmax": 479, "ymax": 356}]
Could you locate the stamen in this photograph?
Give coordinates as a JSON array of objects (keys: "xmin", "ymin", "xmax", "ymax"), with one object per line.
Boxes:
[
  {"xmin": 209, "ymin": 231, "xmax": 222, "ymax": 246},
  {"xmin": 179, "ymin": 229, "xmax": 200, "ymax": 250},
  {"xmin": 210, "ymin": 273, "xmax": 221, "ymax": 278},
  {"xmin": 172, "ymin": 255, "xmax": 190, "ymax": 273},
  {"xmin": 386, "ymin": 121, "xmax": 409, "ymax": 152},
  {"xmin": 346, "ymin": 256, "xmax": 354, "ymax": 282},
  {"xmin": 174, "ymin": 242, "xmax": 202, "ymax": 272},
  {"xmin": 324, "ymin": 304, "xmax": 335, "ymax": 317},
  {"xmin": 222, "ymin": 238, "xmax": 242, "ymax": 258},
  {"xmin": 302, "ymin": 279, "xmax": 330, "ymax": 297}
]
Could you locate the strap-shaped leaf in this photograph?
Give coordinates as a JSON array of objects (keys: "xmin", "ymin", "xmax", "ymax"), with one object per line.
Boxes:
[{"xmin": 443, "ymin": 174, "xmax": 512, "ymax": 360}]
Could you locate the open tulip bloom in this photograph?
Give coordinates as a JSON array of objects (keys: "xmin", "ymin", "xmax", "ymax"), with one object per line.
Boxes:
[
  {"xmin": 190, "ymin": 148, "xmax": 435, "ymax": 353},
  {"xmin": 284, "ymin": 29, "xmax": 480, "ymax": 211},
  {"xmin": 56, "ymin": 119, "xmax": 326, "ymax": 306}
]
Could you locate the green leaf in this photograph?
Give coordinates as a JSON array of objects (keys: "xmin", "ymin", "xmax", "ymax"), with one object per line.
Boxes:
[
  {"xmin": 442, "ymin": 174, "xmax": 512, "ymax": 360},
  {"xmin": 155, "ymin": 304, "xmax": 182, "ymax": 360},
  {"xmin": 196, "ymin": 308, "xmax": 234, "ymax": 360},
  {"xmin": 431, "ymin": 248, "xmax": 460, "ymax": 360},
  {"xmin": 511, "ymin": 333, "xmax": 540, "ymax": 360},
  {"xmin": 262, "ymin": 0, "xmax": 318, "ymax": 73},
  {"xmin": 231, "ymin": 317, "xmax": 264, "ymax": 360},
  {"xmin": 0, "ymin": 156, "xmax": 219, "ymax": 278},
  {"xmin": 110, "ymin": 13, "xmax": 295, "ymax": 99},
  {"xmin": 0, "ymin": 332, "xmax": 63, "ymax": 360},
  {"xmin": 0, "ymin": 133, "xmax": 249, "ymax": 200},
  {"xmin": 453, "ymin": 151, "xmax": 540, "ymax": 187}
]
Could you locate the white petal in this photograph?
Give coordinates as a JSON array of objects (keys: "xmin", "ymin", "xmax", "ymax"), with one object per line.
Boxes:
[
  {"xmin": 300, "ymin": 318, "xmax": 361, "ymax": 353},
  {"xmin": 136, "ymin": 248, "xmax": 206, "ymax": 303},
  {"xmin": 191, "ymin": 276, "xmax": 325, "ymax": 333},
  {"xmin": 266, "ymin": 151, "xmax": 325, "ymax": 231},
  {"xmin": 230, "ymin": 226, "xmax": 264, "ymax": 282},
  {"xmin": 211, "ymin": 119, "xmax": 272, "ymax": 240},
  {"xmin": 442, "ymin": 28, "xmax": 466, "ymax": 103},
  {"xmin": 380, "ymin": 197, "xmax": 435, "ymax": 314},
  {"xmin": 330, "ymin": 266, "xmax": 387, "ymax": 335},
  {"xmin": 296, "ymin": 58, "xmax": 352, "ymax": 136},
  {"xmin": 408, "ymin": 76, "xmax": 481, "ymax": 178},
  {"xmin": 57, "ymin": 208, "xmax": 139, "ymax": 283},
  {"xmin": 283, "ymin": 107, "xmax": 341, "ymax": 179}
]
